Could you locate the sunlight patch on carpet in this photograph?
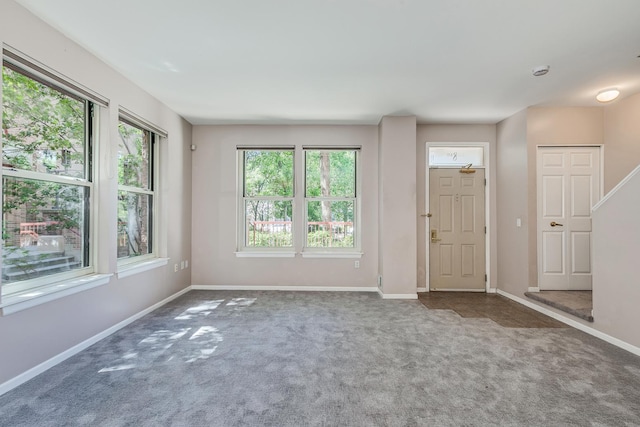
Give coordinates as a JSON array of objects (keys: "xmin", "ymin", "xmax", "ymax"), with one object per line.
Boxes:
[{"xmin": 174, "ymin": 300, "xmax": 224, "ymax": 320}]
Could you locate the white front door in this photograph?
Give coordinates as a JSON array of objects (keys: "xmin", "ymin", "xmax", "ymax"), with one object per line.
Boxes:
[
  {"xmin": 537, "ymin": 146, "xmax": 601, "ymax": 290},
  {"xmin": 429, "ymin": 168, "xmax": 486, "ymax": 291}
]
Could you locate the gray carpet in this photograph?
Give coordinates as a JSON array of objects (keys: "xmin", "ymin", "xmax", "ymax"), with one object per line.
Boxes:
[{"xmin": 1, "ymin": 290, "xmax": 639, "ymax": 426}]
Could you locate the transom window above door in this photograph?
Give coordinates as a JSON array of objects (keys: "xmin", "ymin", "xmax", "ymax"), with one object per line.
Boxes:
[{"xmin": 428, "ymin": 146, "xmax": 484, "ymax": 167}]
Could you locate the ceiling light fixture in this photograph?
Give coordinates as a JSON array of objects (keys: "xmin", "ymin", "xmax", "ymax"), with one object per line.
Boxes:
[
  {"xmin": 532, "ymin": 65, "xmax": 550, "ymax": 77},
  {"xmin": 596, "ymin": 89, "xmax": 620, "ymax": 103}
]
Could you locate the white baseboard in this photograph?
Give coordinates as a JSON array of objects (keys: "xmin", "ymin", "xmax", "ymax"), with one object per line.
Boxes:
[
  {"xmin": 376, "ymin": 288, "xmax": 418, "ymax": 299},
  {"xmin": 527, "ymin": 287, "xmax": 540, "ymax": 293},
  {"xmin": 497, "ymin": 289, "xmax": 640, "ymax": 357},
  {"xmin": 417, "ymin": 287, "xmax": 428, "ymax": 293},
  {"xmin": 0, "ymin": 285, "xmax": 191, "ymax": 397},
  {"xmin": 191, "ymin": 285, "xmax": 379, "ymax": 293},
  {"xmin": 487, "ymin": 288, "xmax": 498, "ymax": 294}
]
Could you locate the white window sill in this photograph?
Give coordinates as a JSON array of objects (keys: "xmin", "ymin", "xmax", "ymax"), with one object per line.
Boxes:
[
  {"xmin": 235, "ymin": 252, "xmax": 296, "ymax": 258},
  {"xmin": 117, "ymin": 258, "xmax": 169, "ymax": 279},
  {"xmin": 0, "ymin": 274, "xmax": 113, "ymax": 315},
  {"xmin": 301, "ymin": 252, "xmax": 363, "ymax": 259}
]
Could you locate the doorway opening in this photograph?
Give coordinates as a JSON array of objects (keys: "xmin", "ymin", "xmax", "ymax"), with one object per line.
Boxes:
[
  {"xmin": 425, "ymin": 144, "xmax": 490, "ymax": 292},
  {"xmin": 530, "ymin": 145, "xmax": 602, "ymax": 320}
]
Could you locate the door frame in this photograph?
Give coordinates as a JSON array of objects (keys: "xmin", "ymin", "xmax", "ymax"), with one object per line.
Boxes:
[
  {"xmin": 424, "ymin": 142, "xmax": 492, "ymax": 293},
  {"xmin": 535, "ymin": 144, "xmax": 604, "ymax": 291}
]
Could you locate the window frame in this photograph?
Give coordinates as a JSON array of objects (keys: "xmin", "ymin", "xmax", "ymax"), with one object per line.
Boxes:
[
  {"xmin": 116, "ymin": 115, "xmax": 159, "ymax": 268},
  {"xmin": 236, "ymin": 147, "xmax": 296, "ymax": 254},
  {"xmin": 1, "ymin": 57, "xmax": 99, "ymax": 297},
  {"xmin": 302, "ymin": 147, "xmax": 361, "ymax": 254}
]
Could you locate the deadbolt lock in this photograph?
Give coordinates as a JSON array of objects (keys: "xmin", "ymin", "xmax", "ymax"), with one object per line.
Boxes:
[{"xmin": 431, "ymin": 229, "xmax": 441, "ymax": 243}]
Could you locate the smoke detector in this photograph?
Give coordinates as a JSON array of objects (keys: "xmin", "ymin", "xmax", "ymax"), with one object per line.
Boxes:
[{"xmin": 532, "ymin": 65, "xmax": 550, "ymax": 77}]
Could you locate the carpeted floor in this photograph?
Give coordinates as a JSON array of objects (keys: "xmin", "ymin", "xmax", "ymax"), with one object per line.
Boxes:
[{"xmin": 1, "ymin": 290, "xmax": 639, "ymax": 426}]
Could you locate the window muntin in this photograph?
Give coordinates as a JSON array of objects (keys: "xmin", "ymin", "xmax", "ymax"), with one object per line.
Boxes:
[
  {"xmin": 117, "ymin": 119, "xmax": 155, "ymax": 260},
  {"xmin": 240, "ymin": 149, "xmax": 294, "ymax": 249},
  {"xmin": 304, "ymin": 150, "xmax": 357, "ymax": 249},
  {"xmin": 2, "ymin": 63, "xmax": 93, "ymax": 295}
]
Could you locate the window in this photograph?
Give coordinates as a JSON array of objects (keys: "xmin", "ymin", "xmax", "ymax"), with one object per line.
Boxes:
[
  {"xmin": 304, "ymin": 149, "xmax": 358, "ymax": 250},
  {"xmin": 238, "ymin": 148, "xmax": 294, "ymax": 250},
  {"xmin": 117, "ymin": 118, "xmax": 156, "ymax": 262},
  {"xmin": 428, "ymin": 146, "xmax": 484, "ymax": 167},
  {"xmin": 2, "ymin": 62, "xmax": 94, "ymax": 295}
]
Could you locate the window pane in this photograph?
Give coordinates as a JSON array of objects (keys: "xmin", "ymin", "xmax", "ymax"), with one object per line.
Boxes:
[
  {"xmin": 2, "ymin": 176, "xmax": 87, "ymax": 286},
  {"xmin": 245, "ymin": 200, "xmax": 292, "ymax": 247},
  {"xmin": 2, "ymin": 66, "xmax": 87, "ymax": 179},
  {"xmin": 118, "ymin": 191, "xmax": 152, "ymax": 258},
  {"xmin": 305, "ymin": 150, "xmax": 355, "ymax": 197},
  {"xmin": 118, "ymin": 121, "xmax": 151, "ymax": 189},
  {"xmin": 244, "ymin": 150, "xmax": 294, "ymax": 197},
  {"xmin": 428, "ymin": 146, "xmax": 484, "ymax": 167},
  {"xmin": 307, "ymin": 200, "xmax": 354, "ymax": 248}
]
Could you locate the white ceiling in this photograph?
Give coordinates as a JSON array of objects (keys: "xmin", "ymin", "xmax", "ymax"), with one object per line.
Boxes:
[{"xmin": 16, "ymin": 0, "xmax": 640, "ymax": 125}]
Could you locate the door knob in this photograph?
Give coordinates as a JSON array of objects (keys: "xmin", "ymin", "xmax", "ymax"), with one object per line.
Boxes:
[
  {"xmin": 550, "ymin": 221, "xmax": 563, "ymax": 227},
  {"xmin": 431, "ymin": 229, "xmax": 441, "ymax": 243}
]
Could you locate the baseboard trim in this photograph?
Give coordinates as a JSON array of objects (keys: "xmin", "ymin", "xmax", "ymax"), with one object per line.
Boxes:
[
  {"xmin": 191, "ymin": 285, "xmax": 379, "ymax": 293},
  {"xmin": 376, "ymin": 288, "xmax": 418, "ymax": 300},
  {"xmin": 497, "ymin": 289, "xmax": 640, "ymax": 357},
  {"xmin": 527, "ymin": 287, "xmax": 540, "ymax": 293},
  {"xmin": 0, "ymin": 285, "xmax": 191, "ymax": 397},
  {"xmin": 417, "ymin": 287, "xmax": 427, "ymax": 293}
]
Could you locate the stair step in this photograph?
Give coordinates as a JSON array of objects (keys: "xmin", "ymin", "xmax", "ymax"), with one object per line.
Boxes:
[
  {"xmin": 2, "ymin": 255, "xmax": 76, "ymax": 271},
  {"xmin": 4, "ymin": 261, "xmax": 82, "ymax": 279}
]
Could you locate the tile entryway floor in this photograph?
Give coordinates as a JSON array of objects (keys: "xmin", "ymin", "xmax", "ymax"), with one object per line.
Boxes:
[{"xmin": 419, "ymin": 292, "xmax": 568, "ymax": 328}]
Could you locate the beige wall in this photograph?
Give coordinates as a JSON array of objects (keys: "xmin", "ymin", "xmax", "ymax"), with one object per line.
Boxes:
[
  {"xmin": 603, "ymin": 92, "xmax": 640, "ymax": 192},
  {"xmin": 416, "ymin": 124, "xmax": 497, "ymax": 290},
  {"xmin": 589, "ymin": 92, "xmax": 640, "ymax": 349},
  {"xmin": 191, "ymin": 125, "xmax": 379, "ymax": 288},
  {"xmin": 592, "ymin": 166, "xmax": 640, "ymax": 348},
  {"xmin": 497, "ymin": 102, "xmax": 640, "ymax": 350},
  {"xmin": 495, "ymin": 110, "xmax": 528, "ymax": 295},
  {"xmin": 378, "ymin": 116, "xmax": 417, "ymax": 296},
  {"xmin": 0, "ymin": 2, "xmax": 192, "ymax": 385}
]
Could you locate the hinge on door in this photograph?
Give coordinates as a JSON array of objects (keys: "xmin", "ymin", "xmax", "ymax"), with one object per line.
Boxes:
[
  {"xmin": 484, "ymin": 179, "xmax": 487, "ymax": 186},
  {"xmin": 484, "ymin": 226, "xmax": 486, "ymax": 234},
  {"xmin": 485, "ymin": 274, "xmax": 487, "ymax": 282}
]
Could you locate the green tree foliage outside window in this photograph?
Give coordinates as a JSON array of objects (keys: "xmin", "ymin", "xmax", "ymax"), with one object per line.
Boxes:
[
  {"xmin": 117, "ymin": 120, "xmax": 152, "ymax": 259},
  {"xmin": 242, "ymin": 150, "xmax": 294, "ymax": 248},
  {"xmin": 305, "ymin": 150, "xmax": 356, "ymax": 248},
  {"xmin": 2, "ymin": 64, "xmax": 89, "ymax": 287}
]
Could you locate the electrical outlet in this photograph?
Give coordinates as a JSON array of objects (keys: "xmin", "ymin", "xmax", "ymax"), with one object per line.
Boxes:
[
  {"xmin": 180, "ymin": 261, "xmax": 185, "ymax": 270},
  {"xmin": 174, "ymin": 264, "xmax": 178, "ymax": 272},
  {"xmin": 185, "ymin": 260, "xmax": 189, "ymax": 268},
  {"xmin": 354, "ymin": 261, "xmax": 360, "ymax": 269}
]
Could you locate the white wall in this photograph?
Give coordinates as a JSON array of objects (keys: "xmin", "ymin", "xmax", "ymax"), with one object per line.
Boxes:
[
  {"xmin": 0, "ymin": 1, "xmax": 192, "ymax": 385},
  {"xmin": 191, "ymin": 125, "xmax": 379, "ymax": 288},
  {"xmin": 416, "ymin": 124, "xmax": 497, "ymax": 290}
]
